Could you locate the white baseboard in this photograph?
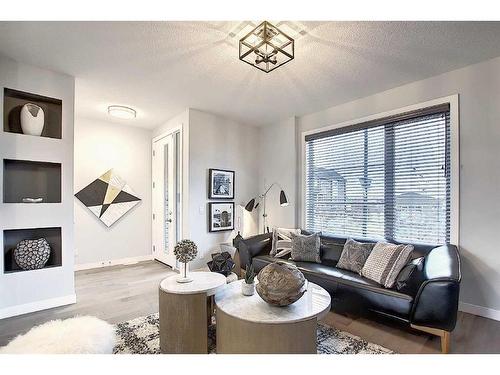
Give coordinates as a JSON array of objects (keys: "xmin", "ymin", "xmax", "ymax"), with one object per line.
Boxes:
[
  {"xmin": 0, "ymin": 294, "xmax": 76, "ymax": 320},
  {"xmin": 75, "ymin": 255, "xmax": 153, "ymax": 271},
  {"xmin": 459, "ymin": 302, "xmax": 500, "ymax": 322}
]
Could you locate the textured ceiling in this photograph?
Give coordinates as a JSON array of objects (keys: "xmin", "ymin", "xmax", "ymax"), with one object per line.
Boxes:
[{"xmin": 1, "ymin": 21, "xmax": 500, "ymax": 128}]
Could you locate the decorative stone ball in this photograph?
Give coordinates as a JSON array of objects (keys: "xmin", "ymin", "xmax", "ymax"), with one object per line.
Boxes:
[
  {"xmin": 256, "ymin": 261, "xmax": 307, "ymax": 306},
  {"xmin": 14, "ymin": 238, "xmax": 51, "ymax": 271}
]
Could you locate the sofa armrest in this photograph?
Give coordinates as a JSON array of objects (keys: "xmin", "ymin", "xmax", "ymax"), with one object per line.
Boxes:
[
  {"xmin": 237, "ymin": 233, "xmax": 272, "ymax": 270},
  {"xmin": 410, "ymin": 244, "xmax": 461, "ymax": 331}
]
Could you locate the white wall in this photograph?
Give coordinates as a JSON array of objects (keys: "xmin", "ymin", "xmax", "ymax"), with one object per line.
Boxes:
[
  {"xmin": 152, "ymin": 110, "xmax": 189, "ymax": 139},
  {"xmin": 188, "ymin": 109, "xmax": 259, "ymax": 269},
  {"xmin": 260, "ymin": 55, "xmax": 500, "ymax": 316},
  {"xmin": 258, "ymin": 117, "xmax": 298, "ymax": 230},
  {"xmin": 0, "ymin": 55, "xmax": 75, "ymax": 317},
  {"xmin": 74, "ymin": 117, "xmax": 152, "ymax": 267}
]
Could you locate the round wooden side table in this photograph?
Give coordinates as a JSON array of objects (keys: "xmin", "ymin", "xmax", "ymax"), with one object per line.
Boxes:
[{"xmin": 159, "ymin": 271, "xmax": 226, "ymax": 354}]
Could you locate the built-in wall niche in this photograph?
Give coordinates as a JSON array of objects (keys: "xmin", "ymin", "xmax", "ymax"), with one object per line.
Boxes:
[
  {"xmin": 3, "ymin": 227, "xmax": 62, "ymax": 273},
  {"xmin": 3, "ymin": 87, "xmax": 62, "ymax": 139},
  {"xmin": 3, "ymin": 159, "xmax": 62, "ymax": 203}
]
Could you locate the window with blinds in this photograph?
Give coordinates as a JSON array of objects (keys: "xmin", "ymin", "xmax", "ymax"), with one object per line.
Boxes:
[{"xmin": 305, "ymin": 104, "xmax": 451, "ymax": 245}]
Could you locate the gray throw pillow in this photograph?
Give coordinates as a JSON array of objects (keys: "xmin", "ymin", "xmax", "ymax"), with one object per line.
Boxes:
[
  {"xmin": 361, "ymin": 242, "xmax": 414, "ymax": 288},
  {"xmin": 336, "ymin": 238, "xmax": 375, "ymax": 274},
  {"xmin": 290, "ymin": 232, "xmax": 321, "ymax": 263}
]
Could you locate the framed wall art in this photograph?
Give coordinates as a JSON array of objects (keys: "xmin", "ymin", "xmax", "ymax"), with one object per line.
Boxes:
[
  {"xmin": 208, "ymin": 202, "xmax": 234, "ymax": 232},
  {"xmin": 208, "ymin": 168, "xmax": 234, "ymax": 199}
]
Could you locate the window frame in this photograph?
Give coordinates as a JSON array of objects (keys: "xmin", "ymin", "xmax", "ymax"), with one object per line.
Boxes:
[{"xmin": 300, "ymin": 95, "xmax": 460, "ymax": 246}]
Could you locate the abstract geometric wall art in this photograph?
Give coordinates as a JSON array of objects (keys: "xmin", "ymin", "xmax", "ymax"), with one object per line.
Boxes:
[{"xmin": 75, "ymin": 169, "xmax": 141, "ymax": 227}]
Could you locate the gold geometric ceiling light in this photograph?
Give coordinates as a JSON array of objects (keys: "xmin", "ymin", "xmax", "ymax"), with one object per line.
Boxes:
[{"xmin": 239, "ymin": 21, "xmax": 294, "ymax": 73}]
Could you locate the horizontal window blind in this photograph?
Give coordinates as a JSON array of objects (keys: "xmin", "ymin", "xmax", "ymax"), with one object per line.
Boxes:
[{"xmin": 305, "ymin": 106, "xmax": 451, "ymax": 245}]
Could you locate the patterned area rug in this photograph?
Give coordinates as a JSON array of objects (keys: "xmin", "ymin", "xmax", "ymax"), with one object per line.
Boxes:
[{"xmin": 113, "ymin": 313, "xmax": 393, "ymax": 354}]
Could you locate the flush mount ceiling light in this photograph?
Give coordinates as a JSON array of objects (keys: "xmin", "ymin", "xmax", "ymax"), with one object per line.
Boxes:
[
  {"xmin": 239, "ymin": 21, "xmax": 294, "ymax": 73},
  {"xmin": 107, "ymin": 105, "xmax": 136, "ymax": 119}
]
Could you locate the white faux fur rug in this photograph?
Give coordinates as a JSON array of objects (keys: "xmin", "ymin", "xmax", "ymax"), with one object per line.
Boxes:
[{"xmin": 0, "ymin": 316, "xmax": 116, "ymax": 354}]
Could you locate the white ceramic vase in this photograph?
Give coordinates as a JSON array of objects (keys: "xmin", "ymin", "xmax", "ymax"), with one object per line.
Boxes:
[
  {"xmin": 20, "ymin": 103, "xmax": 44, "ymax": 136},
  {"xmin": 242, "ymin": 281, "xmax": 255, "ymax": 296}
]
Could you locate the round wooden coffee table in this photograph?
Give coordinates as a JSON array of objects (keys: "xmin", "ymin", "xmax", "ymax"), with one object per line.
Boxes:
[
  {"xmin": 159, "ymin": 271, "xmax": 226, "ymax": 354},
  {"xmin": 214, "ymin": 280, "xmax": 331, "ymax": 354}
]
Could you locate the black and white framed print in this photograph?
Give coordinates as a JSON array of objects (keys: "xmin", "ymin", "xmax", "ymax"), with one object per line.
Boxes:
[
  {"xmin": 209, "ymin": 169, "xmax": 234, "ymax": 199},
  {"xmin": 208, "ymin": 202, "xmax": 234, "ymax": 232}
]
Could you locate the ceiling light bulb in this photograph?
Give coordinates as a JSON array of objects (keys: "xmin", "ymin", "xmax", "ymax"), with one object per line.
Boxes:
[{"xmin": 108, "ymin": 105, "xmax": 136, "ymax": 119}]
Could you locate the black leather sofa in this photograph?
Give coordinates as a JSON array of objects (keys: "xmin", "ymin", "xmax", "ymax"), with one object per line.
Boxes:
[{"xmin": 237, "ymin": 232, "xmax": 461, "ymax": 353}]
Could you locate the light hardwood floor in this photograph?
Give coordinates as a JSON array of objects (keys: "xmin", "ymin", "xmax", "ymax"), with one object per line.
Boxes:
[
  {"xmin": 1, "ymin": 260, "xmax": 499, "ymax": 353},
  {"xmin": 0, "ymin": 260, "xmax": 175, "ymax": 346}
]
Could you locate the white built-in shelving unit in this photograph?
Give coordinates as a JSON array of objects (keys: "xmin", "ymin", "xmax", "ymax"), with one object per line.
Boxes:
[{"xmin": 0, "ymin": 55, "xmax": 75, "ymax": 319}]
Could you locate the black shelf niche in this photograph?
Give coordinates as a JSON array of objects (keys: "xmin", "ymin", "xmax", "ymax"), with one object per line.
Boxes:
[
  {"xmin": 3, "ymin": 227, "xmax": 62, "ymax": 273},
  {"xmin": 3, "ymin": 159, "xmax": 62, "ymax": 203},
  {"xmin": 3, "ymin": 87, "xmax": 62, "ymax": 139}
]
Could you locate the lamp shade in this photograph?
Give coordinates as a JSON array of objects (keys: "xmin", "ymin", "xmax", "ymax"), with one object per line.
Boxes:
[
  {"xmin": 245, "ymin": 198, "xmax": 256, "ymax": 212},
  {"xmin": 280, "ymin": 190, "xmax": 289, "ymax": 206}
]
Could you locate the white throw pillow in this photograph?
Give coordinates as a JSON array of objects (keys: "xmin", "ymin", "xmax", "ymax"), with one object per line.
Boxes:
[
  {"xmin": 361, "ymin": 242, "xmax": 414, "ymax": 288},
  {"xmin": 275, "ymin": 248, "xmax": 292, "ymax": 258},
  {"xmin": 271, "ymin": 227, "xmax": 301, "ymax": 257}
]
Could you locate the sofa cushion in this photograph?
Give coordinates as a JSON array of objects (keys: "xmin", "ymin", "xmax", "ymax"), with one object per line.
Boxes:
[
  {"xmin": 252, "ymin": 255, "xmax": 344, "ymax": 295},
  {"xmin": 290, "ymin": 232, "xmax": 321, "ymax": 263},
  {"xmin": 238, "ymin": 233, "xmax": 272, "ymax": 269},
  {"xmin": 334, "ymin": 278, "xmax": 413, "ymax": 320},
  {"xmin": 395, "ymin": 257, "xmax": 425, "ymax": 291},
  {"xmin": 336, "ymin": 238, "xmax": 375, "ymax": 274},
  {"xmin": 253, "ymin": 255, "xmax": 345, "ymax": 278},
  {"xmin": 320, "ymin": 241, "xmax": 344, "ymax": 267},
  {"xmin": 271, "ymin": 228, "xmax": 301, "ymax": 256},
  {"xmin": 361, "ymin": 242, "xmax": 414, "ymax": 288},
  {"xmin": 252, "ymin": 255, "xmax": 413, "ymax": 306},
  {"xmin": 252, "ymin": 254, "xmax": 289, "ymax": 273}
]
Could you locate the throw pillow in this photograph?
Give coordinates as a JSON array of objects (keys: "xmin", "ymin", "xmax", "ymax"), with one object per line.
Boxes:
[
  {"xmin": 360, "ymin": 242, "xmax": 414, "ymax": 288},
  {"xmin": 275, "ymin": 248, "xmax": 291, "ymax": 258},
  {"xmin": 290, "ymin": 232, "xmax": 321, "ymax": 263},
  {"xmin": 336, "ymin": 238, "xmax": 375, "ymax": 274},
  {"xmin": 395, "ymin": 257, "xmax": 424, "ymax": 291},
  {"xmin": 271, "ymin": 228, "xmax": 301, "ymax": 257}
]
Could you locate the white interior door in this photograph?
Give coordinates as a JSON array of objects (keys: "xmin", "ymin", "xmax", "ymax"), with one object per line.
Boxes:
[{"xmin": 152, "ymin": 132, "xmax": 178, "ymax": 268}]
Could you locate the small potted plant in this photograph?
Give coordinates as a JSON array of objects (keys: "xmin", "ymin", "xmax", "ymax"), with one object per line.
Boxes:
[
  {"xmin": 174, "ymin": 239, "xmax": 198, "ymax": 283},
  {"xmin": 242, "ymin": 263, "xmax": 256, "ymax": 296}
]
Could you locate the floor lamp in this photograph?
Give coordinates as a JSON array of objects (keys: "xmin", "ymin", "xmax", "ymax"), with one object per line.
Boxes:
[{"xmin": 244, "ymin": 183, "xmax": 289, "ymax": 233}]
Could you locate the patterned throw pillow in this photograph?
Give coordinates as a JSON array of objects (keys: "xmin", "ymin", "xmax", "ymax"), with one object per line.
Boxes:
[
  {"xmin": 336, "ymin": 238, "xmax": 375, "ymax": 274},
  {"xmin": 271, "ymin": 228, "xmax": 301, "ymax": 257},
  {"xmin": 290, "ymin": 232, "xmax": 321, "ymax": 263},
  {"xmin": 360, "ymin": 242, "xmax": 414, "ymax": 288}
]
